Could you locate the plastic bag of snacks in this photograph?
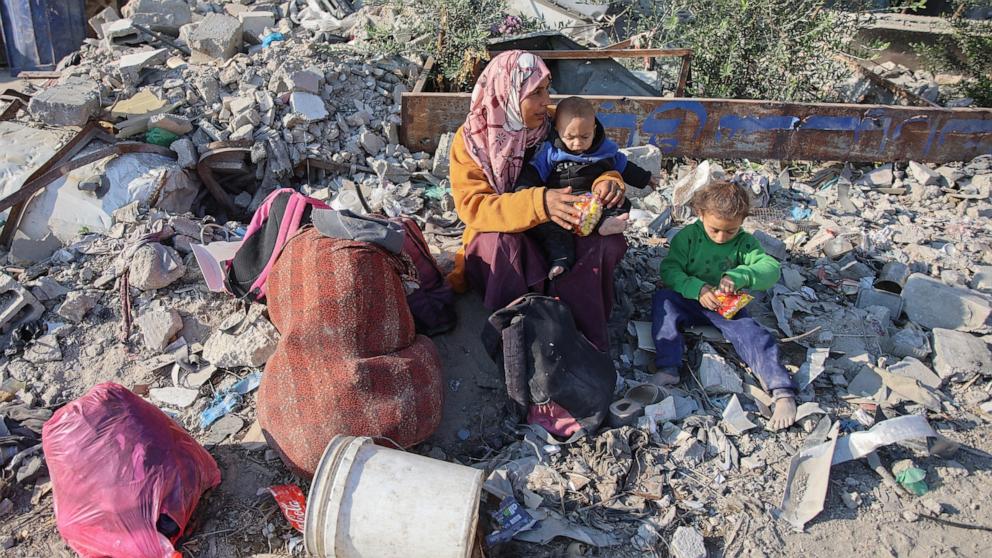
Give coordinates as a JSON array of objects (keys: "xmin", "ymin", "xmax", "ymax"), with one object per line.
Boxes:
[
  {"xmin": 572, "ymin": 193, "xmax": 603, "ymax": 237},
  {"xmin": 715, "ymin": 291, "xmax": 754, "ymax": 319}
]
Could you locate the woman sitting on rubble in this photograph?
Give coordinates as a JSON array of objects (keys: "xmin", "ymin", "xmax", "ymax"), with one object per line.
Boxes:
[{"xmin": 447, "ymin": 50, "xmax": 627, "ymax": 352}]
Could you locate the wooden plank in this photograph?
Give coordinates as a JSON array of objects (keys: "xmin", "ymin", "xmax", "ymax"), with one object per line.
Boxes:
[
  {"xmin": 400, "ymin": 92, "xmax": 992, "ymax": 163},
  {"xmin": 522, "ymin": 48, "xmax": 692, "ymax": 60}
]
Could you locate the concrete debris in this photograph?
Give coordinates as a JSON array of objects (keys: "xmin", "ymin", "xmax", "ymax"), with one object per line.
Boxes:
[
  {"xmin": 0, "ymin": 273, "xmax": 45, "ymax": 334},
  {"xmin": 931, "ymin": 328, "xmax": 992, "ymax": 382},
  {"xmin": 55, "ymin": 291, "xmax": 99, "ymax": 324},
  {"xmin": 150, "ymin": 113, "xmax": 193, "ymax": 135},
  {"xmin": 24, "ymin": 334, "xmax": 62, "ymax": 364},
  {"xmin": 3, "ymin": 5, "xmax": 992, "ymax": 556},
  {"xmin": 118, "ymin": 48, "xmax": 169, "ymax": 84},
  {"xmin": 289, "ymin": 92, "xmax": 329, "ymax": 121},
  {"xmin": 129, "ymin": 243, "xmax": 187, "ymax": 291},
  {"xmin": 188, "ymin": 14, "xmax": 243, "ymax": 62},
  {"xmin": 909, "ymin": 161, "xmax": 943, "ymax": 186},
  {"xmin": 888, "ymin": 357, "xmax": 943, "ymax": 389},
  {"xmin": 135, "ymin": 309, "xmax": 183, "ymax": 351},
  {"xmin": 903, "ymin": 273, "xmax": 992, "ymax": 333},
  {"xmin": 670, "ymin": 525, "xmax": 707, "ymax": 558},
  {"xmin": 149, "ymin": 386, "xmax": 199, "ymax": 408},
  {"xmin": 26, "ymin": 78, "xmax": 101, "ymax": 128},
  {"xmin": 202, "ymin": 315, "xmax": 279, "ymax": 369},
  {"xmin": 124, "ymin": 0, "xmax": 193, "ymax": 35},
  {"xmin": 239, "ymin": 11, "xmax": 276, "ymax": 42},
  {"xmin": 170, "ymin": 137, "xmax": 198, "ymax": 168},
  {"xmin": 699, "ymin": 352, "xmax": 743, "ymax": 394}
]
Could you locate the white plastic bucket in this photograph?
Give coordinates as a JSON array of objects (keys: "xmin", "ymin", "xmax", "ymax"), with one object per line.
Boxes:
[{"xmin": 305, "ymin": 435, "xmax": 484, "ymax": 558}]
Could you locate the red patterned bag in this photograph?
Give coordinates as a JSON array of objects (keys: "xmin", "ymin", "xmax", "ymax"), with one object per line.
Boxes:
[{"xmin": 257, "ymin": 228, "xmax": 443, "ymax": 476}]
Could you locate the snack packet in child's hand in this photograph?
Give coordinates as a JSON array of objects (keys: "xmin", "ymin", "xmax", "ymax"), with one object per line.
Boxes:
[
  {"xmin": 572, "ymin": 192, "xmax": 603, "ymax": 236},
  {"xmin": 715, "ymin": 291, "xmax": 753, "ymax": 319}
]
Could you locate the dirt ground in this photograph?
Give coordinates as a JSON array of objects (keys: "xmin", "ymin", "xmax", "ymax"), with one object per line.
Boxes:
[{"xmin": 2, "ymin": 291, "xmax": 991, "ymax": 558}]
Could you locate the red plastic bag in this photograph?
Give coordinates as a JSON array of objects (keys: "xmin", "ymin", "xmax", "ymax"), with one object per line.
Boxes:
[{"xmin": 42, "ymin": 383, "xmax": 221, "ymax": 558}]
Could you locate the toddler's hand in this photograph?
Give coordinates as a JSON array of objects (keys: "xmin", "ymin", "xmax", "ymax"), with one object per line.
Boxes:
[
  {"xmin": 592, "ymin": 179, "xmax": 625, "ymax": 208},
  {"xmin": 699, "ymin": 285, "xmax": 721, "ymax": 311},
  {"xmin": 718, "ymin": 276, "xmax": 737, "ymax": 294}
]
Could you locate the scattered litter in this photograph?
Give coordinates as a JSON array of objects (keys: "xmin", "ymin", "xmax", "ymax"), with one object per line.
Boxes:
[{"xmin": 263, "ymin": 485, "xmax": 307, "ymax": 532}]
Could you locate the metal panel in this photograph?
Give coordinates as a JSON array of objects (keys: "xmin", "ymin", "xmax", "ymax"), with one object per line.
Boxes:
[{"xmin": 400, "ymin": 92, "xmax": 992, "ymax": 163}]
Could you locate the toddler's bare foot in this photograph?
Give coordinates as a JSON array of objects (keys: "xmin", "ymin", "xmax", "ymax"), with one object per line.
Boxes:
[
  {"xmin": 597, "ymin": 213, "xmax": 629, "ymax": 236},
  {"xmin": 768, "ymin": 397, "xmax": 797, "ymax": 431},
  {"xmin": 548, "ymin": 265, "xmax": 566, "ymax": 280}
]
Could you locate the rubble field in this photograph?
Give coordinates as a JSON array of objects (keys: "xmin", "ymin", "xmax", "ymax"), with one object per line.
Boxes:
[{"xmin": 1, "ymin": 1, "xmax": 991, "ymax": 557}]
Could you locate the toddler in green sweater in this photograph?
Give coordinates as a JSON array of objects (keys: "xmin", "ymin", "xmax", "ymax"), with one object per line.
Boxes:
[{"xmin": 651, "ymin": 180, "xmax": 797, "ymax": 430}]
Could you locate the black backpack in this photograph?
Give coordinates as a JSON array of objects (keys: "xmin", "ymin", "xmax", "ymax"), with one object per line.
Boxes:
[{"xmin": 481, "ymin": 294, "xmax": 615, "ymax": 438}]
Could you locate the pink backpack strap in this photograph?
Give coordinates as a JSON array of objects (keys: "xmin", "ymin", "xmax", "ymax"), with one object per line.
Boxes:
[{"xmin": 247, "ymin": 190, "xmax": 329, "ymax": 299}]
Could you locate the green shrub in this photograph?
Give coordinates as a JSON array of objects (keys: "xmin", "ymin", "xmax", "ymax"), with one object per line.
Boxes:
[
  {"xmin": 912, "ymin": 0, "xmax": 992, "ymax": 107},
  {"xmin": 621, "ymin": 0, "xmax": 887, "ymax": 102}
]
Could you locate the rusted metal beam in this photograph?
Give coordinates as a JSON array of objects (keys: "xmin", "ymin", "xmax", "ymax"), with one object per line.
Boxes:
[
  {"xmin": 400, "ymin": 92, "xmax": 992, "ymax": 163},
  {"xmin": 676, "ymin": 54, "xmax": 692, "ymax": 98},
  {"xmin": 523, "ymin": 48, "xmax": 692, "ymax": 60},
  {"xmin": 0, "ymin": 99, "xmax": 25, "ymax": 122}
]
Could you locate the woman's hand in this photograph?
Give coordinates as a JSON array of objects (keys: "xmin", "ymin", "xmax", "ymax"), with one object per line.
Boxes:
[
  {"xmin": 544, "ymin": 187, "xmax": 585, "ymax": 229},
  {"xmin": 592, "ymin": 179, "xmax": 625, "ymax": 208}
]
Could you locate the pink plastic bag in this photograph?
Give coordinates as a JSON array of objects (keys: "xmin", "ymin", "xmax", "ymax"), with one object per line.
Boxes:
[{"xmin": 42, "ymin": 383, "xmax": 221, "ymax": 558}]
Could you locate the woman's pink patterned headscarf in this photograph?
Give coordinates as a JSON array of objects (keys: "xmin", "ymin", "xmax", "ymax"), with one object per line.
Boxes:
[{"xmin": 462, "ymin": 50, "xmax": 551, "ymax": 194}]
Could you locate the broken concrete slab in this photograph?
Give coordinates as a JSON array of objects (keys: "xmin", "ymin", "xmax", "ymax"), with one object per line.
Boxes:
[
  {"xmin": 129, "ymin": 243, "xmax": 187, "ymax": 291},
  {"xmin": 858, "ymin": 164, "xmax": 894, "ymax": 188},
  {"xmin": 902, "ymin": 273, "xmax": 991, "ymax": 333},
  {"xmin": 125, "ymin": 0, "xmax": 192, "ymax": 35},
  {"xmin": 150, "ymin": 386, "xmax": 199, "ymax": 408},
  {"xmin": 202, "ymin": 414, "xmax": 245, "ymax": 445},
  {"xmin": 971, "ymin": 266, "xmax": 992, "ymax": 294},
  {"xmin": 722, "ymin": 394, "xmax": 757, "ymax": 435},
  {"xmin": 56, "ymin": 291, "xmax": 99, "ymax": 324},
  {"xmin": 0, "ymin": 273, "xmax": 45, "ymax": 334},
  {"xmin": 359, "ymin": 129, "xmax": 385, "ymax": 155},
  {"xmin": 432, "ymin": 131, "xmax": 454, "ymax": 178},
  {"xmin": 27, "ymin": 78, "xmax": 101, "ymax": 128},
  {"xmin": 29, "ymin": 276, "xmax": 69, "ymax": 302},
  {"xmin": 699, "ymin": 353, "xmax": 743, "ymax": 394},
  {"xmin": 290, "ymin": 92, "xmax": 329, "ymax": 121},
  {"xmin": 89, "ymin": 6, "xmax": 120, "ymax": 39},
  {"xmin": 149, "ymin": 113, "xmax": 193, "ymax": 135},
  {"xmin": 170, "ymin": 138, "xmax": 197, "ymax": 168},
  {"xmin": 931, "ymin": 328, "xmax": 992, "ymax": 381},
  {"xmin": 670, "ymin": 525, "xmax": 707, "ymax": 558},
  {"xmin": 24, "ymin": 334, "xmax": 62, "ymax": 364},
  {"xmin": 136, "ymin": 309, "xmax": 183, "ymax": 351},
  {"xmin": 908, "ymin": 161, "xmax": 942, "ymax": 186},
  {"xmin": 289, "ymin": 69, "xmax": 322, "ymax": 94},
  {"xmin": 102, "ymin": 18, "xmax": 141, "ymax": 47},
  {"xmin": 202, "ymin": 317, "xmax": 279, "ymax": 369},
  {"xmin": 188, "ymin": 14, "xmax": 243, "ymax": 62},
  {"xmin": 888, "ymin": 357, "xmax": 942, "ymax": 389},
  {"xmin": 118, "ymin": 48, "xmax": 169, "ymax": 84},
  {"xmin": 239, "ymin": 11, "xmax": 275, "ymax": 42}
]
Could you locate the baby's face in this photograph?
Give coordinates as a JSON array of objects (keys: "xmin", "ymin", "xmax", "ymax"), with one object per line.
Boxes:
[{"xmin": 556, "ymin": 115, "xmax": 595, "ymax": 153}]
